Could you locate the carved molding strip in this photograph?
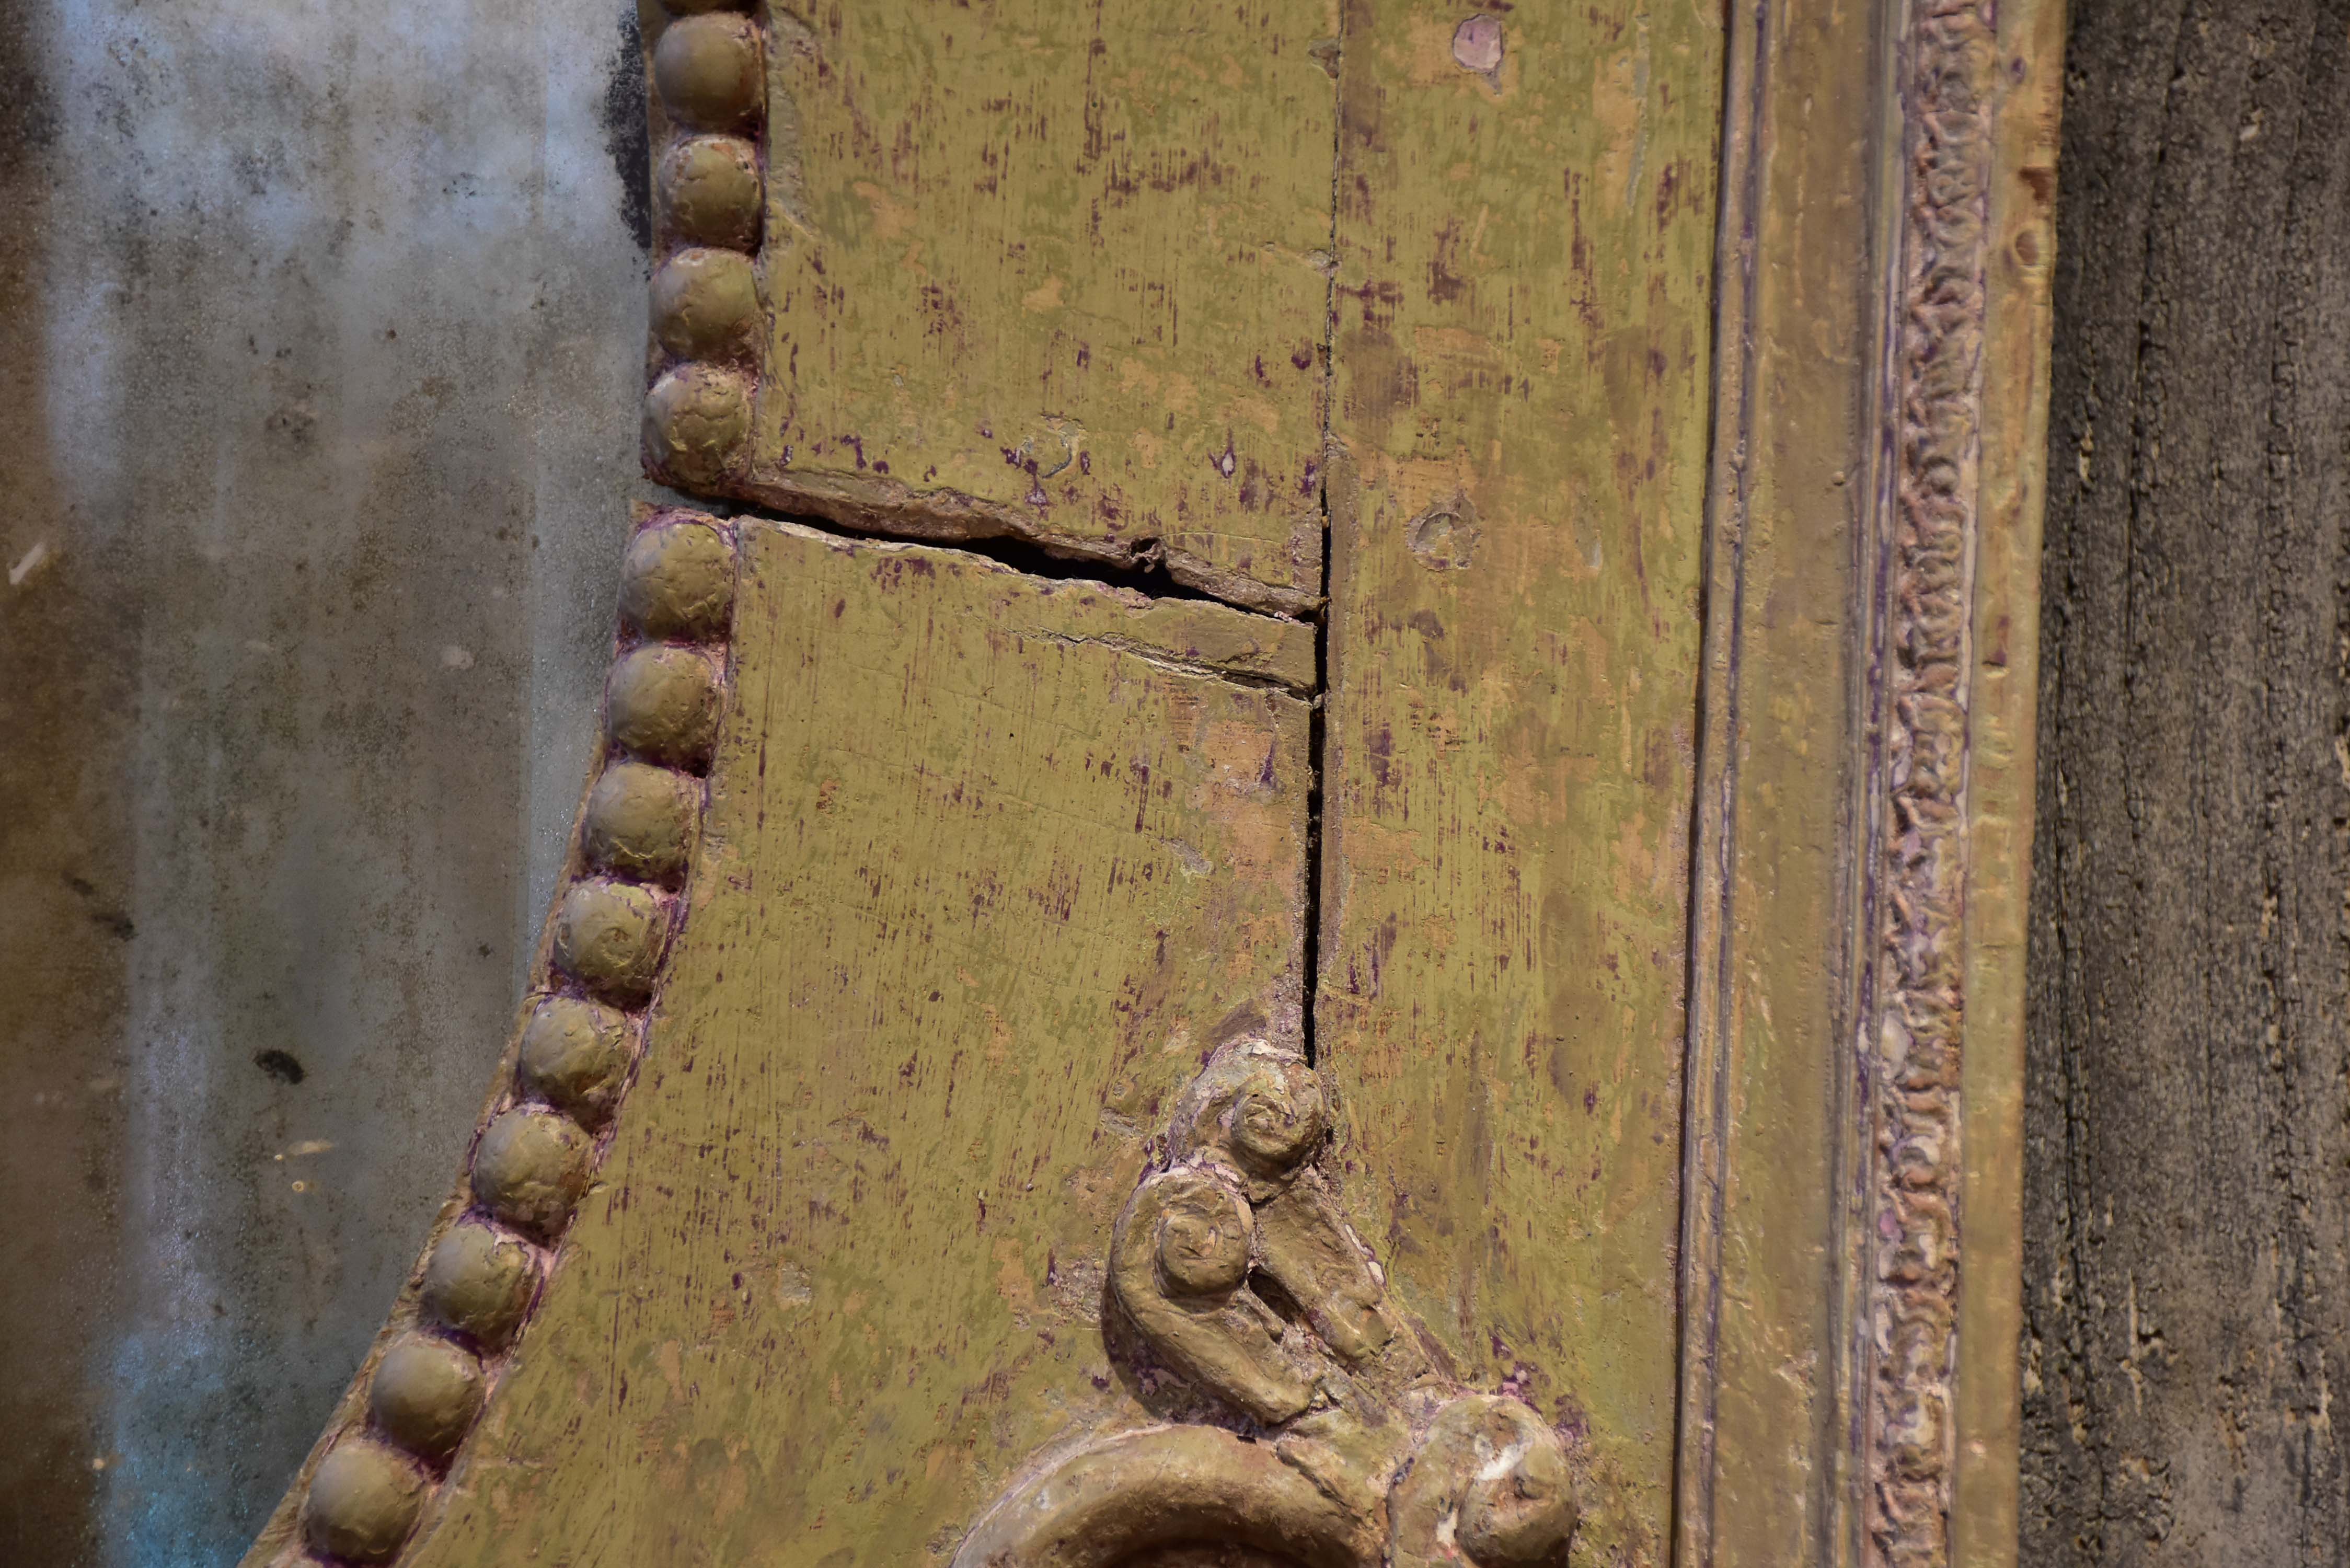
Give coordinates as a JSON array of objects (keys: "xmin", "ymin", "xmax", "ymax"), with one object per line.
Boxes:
[
  {"xmin": 955, "ymin": 1039, "xmax": 1581, "ymax": 1568},
  {"xmin": 1863, "ymin": 3, "xmax": 1996, "ymax": 1563},
  {"xmin": 641, "ymin": 0, "xmax": 768, "ymax": 491},
  {"xmin": 242, "ymin": 509, "xmax": 738, "ymax": 1567}
]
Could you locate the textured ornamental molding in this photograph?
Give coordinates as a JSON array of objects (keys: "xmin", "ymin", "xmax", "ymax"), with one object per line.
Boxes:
[
  {"xmin": 1864, "ymin": 3, "xmax": 1997, "ymax": 1564},
  {"xmin": 641, "ymin": 0, "xmax": 768, "ymax": 492},
  {"xmin": 243, "ymin": 510, "xmax": 740, "ymax": 1568}
]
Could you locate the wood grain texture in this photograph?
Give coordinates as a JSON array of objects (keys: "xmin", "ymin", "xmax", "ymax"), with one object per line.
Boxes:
[
  {"xmin": 2022, "ymin": 2, "xmax": 2350, "ymax": 1561},
  {"xmin": 1318, "ymin": 5, "xmax": 1723, "ymax": 1562},
  {"xmin": 402, "ymin": 522, "xmax": 1312, "ymax": 1567},
  {"xmin": 735, "ymin": 0, "xmax": 1339, "ymax": 613}
]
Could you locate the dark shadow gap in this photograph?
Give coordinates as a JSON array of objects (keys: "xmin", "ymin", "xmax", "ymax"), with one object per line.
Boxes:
[
  {"xmin": 673, "ymin": 489, "xmax": 1304, "ymax": 620},
  {"xmin": 1298, "ymin": 11, "xmax": 1343, "ymax": 1072}
]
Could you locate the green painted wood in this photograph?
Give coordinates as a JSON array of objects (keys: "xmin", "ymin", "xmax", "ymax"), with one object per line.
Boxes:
[
  {"xmin": 231, "ymin": 7, "xmax": 2066, "ymax": 1566},
  {"xmin": 401, "ymin": 523, "xmax": 1312, "ymax": 1566},
  {"xmin": 1318, "ymin": 5, "xmax": 1723, "ymax": 1563}
]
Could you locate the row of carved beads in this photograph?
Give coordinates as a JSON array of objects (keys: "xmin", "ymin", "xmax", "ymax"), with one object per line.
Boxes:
[
  {"xmin": 643, "ymin": 0, "xmax": 766, "ymax": 490},
  {"xmin": 287, "ymin": 513, "xmax": 738, "ymax": 1566}
]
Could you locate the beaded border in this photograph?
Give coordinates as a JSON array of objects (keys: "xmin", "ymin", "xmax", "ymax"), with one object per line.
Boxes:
[
  {"xmin": 1860, "ymin": 3, "xmax": 1997, "ymax": 1564},
  {"xmin": 244, "ymin": 506, "xmax": 738, "ymax": 1568},
  {"xmin": 640, "ymin": 0, "xmax": 769, "ymax": 492}
]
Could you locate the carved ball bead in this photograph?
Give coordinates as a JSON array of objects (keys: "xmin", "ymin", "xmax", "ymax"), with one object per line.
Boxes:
[
  {"xmin": 420, "ymin": 1221, "xmax": 537, "ymax": 1350},
  {"xmin": 620, "ymin": 516, "xmax": 735, "ymax": 641},
  {"xmin": 583, "ymin": 761, "xmax": 699, "ymax": 884},
  {"xmin": 1154, "ymin": 1179, "xmax": 1253, "ymax": 1298},
  {"xmin": 301, "ymin": 1437, "xmax": 426, "ymax": 1564},
  {"xmin": 1400, "ymin": 1396, "xmax": 1579, "ymax": 1568},
  {"xmin": 657, "ymin": 135, "xmax": 762, "ymax": 251},
  {"xmin": 606, "ymin": 644, "xmax": 723, "ymax": 769},
  {"xmin": 653, "ymin": 15, "xmax": 763, "ymax": 131},
  {"xmin": 553, "ymin": 878, "xmax": 671, "ymax": 1002},
  {"xmin": 643, "ymin": 363, "xmax": 751, "ymax": 488},
  {"xmin": 369, "ymin": 1333, "xmax": 488, "ymax": 1463},
  {"xmin": 470, "ymin": 1107, "xmax": 593, "ymax": 1240},
  {"xmin": 517, "ymin": 994, "xmax": 635, "ymax": 1127},
  {"xmin": 652, "ymin": 247, "xmax": 760, "ymax": 361},
  {"xmin": 1459, "ymin": 1433, "xmax": 1577, "ymax": 1568}
]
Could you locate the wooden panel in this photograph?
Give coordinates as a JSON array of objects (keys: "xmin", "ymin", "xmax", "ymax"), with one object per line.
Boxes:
[
  {"xmin": 229, "ymin": 4, "xmax": 2068, "ymax": 1563},
  {"xmin": 1319, "ymin": 4, "xmax": 1722, "ymax": 1563},
  {"xmin": 737, "ymin": 0, "xmax": 1339, "ymax": 613},
  {"xmin": 402, "ymin": 524, "xmax": 1312, "ymax": 1565}
]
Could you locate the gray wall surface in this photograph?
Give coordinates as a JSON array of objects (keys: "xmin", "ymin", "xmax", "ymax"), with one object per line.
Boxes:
[{"xmin": 0, "ymin": 0, "xmax": 655, "ymax": 1561}]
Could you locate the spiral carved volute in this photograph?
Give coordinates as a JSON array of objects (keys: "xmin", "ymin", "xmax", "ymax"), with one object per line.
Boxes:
[{"xmin": 952, "ymin": 1038, "xmax": 1580, "ymax": 1568}]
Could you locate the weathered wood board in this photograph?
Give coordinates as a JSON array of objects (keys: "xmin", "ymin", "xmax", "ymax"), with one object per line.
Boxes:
[
  {"xmin": 2023, "ymin": 1, "xmax": 2350, "ymax": 1559},
  {"xmin": 1674, "ymin": 5, "xmax": 1888, "ymax": 1561},
  {"xmin": 730, "ymin": 0, "xmax": 1339, "ymax": 612},
  {"xmin": 1318, "ymin": 4, "xmax": 1723, "ymax": 1563},
  {"xmin": 398, "ymin": 524, "xmax": 1313, "ymax": 1565}
]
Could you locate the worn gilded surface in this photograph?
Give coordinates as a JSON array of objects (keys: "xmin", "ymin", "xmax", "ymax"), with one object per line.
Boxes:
[
  {"xmin": 395, "ymin": 522, "xmax": 1312, "ymax": 1565},
  {"xmin": 1319, "ymin": 4, "xmax": 1722, "ymax": 1563},
  {"xmin": 732, "ymin": 0, "xmax": 1339, "ymax": 612},
  {"xmin": 1953, "ymin": 2, "xmax": 2062, "ymax": 1559}
]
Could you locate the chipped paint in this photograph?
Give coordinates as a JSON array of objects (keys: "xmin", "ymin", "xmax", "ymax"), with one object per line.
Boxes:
[
  {"xmin": 382, "ymin": 522, "xmax": 1314, "ymax": 1567},
  {"xmin": 1321, "ymin": 2, "xmax": 1723, "ymax": 1563}
]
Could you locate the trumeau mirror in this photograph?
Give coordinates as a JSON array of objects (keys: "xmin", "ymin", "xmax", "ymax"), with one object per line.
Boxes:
[{"xmin": 240, "ymin": 3, "xmax": 2061, "ymax": 1566}]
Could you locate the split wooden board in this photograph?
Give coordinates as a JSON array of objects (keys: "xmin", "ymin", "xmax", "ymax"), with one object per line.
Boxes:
[
  {"xmin": 406, "ymin": 523, "xmax": 1314, "ymax": 1565},
  {"xmin": 735, "ymin": 1, "xmax": 1340, "ymax": 613}
]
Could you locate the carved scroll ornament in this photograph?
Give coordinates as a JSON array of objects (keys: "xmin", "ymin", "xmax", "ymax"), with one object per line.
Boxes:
[{"xmin": 954, "ymin": 1039, "xmax": 1579, "ymax": 1568}]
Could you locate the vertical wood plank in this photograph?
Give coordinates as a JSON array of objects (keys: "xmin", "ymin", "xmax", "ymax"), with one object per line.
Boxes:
[
  {"xmin": 1951, "ymin": 0, "xmax": 2063, "ymax": 1560},
  {"xmin": 1676, "ymin": 3, "xmax": 1886, "ymax": 1558},
  {"xmin": 1320, "ymin": 5, "xmax": 1723, "ymax": 1560},
  {"xmin": 2024, "ymin": 1, "xmax": 2350, "ymax": 1559}
]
